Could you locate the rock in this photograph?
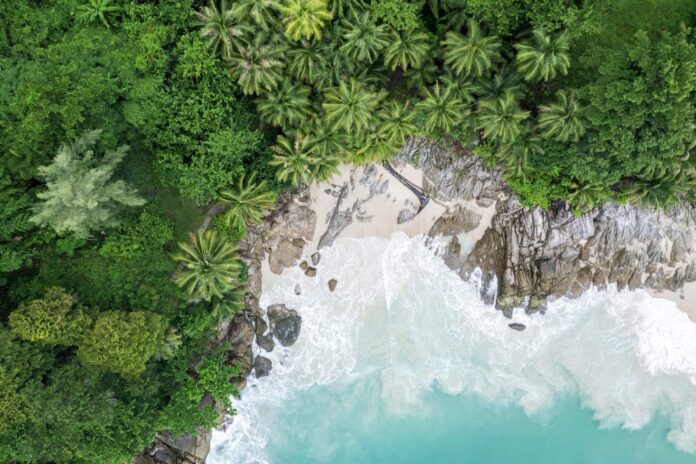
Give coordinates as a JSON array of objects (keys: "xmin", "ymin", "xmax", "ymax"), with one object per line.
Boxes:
[
  {"xmin": 269, "ymin": 238, "xmax": 304, "ymax": 274},
  {"xmin": 254, "ymin": 356, "xmax": 273, "ymax": 378},
  {"xmin": 328, "ymin": 279, "xmax": 338, "ymax": 291},
  {"xmin": 299, "ymin": 261, "xmax": 308, "ymax": 270},
  {"xmin": 508, "ymin": 323, "xmax": 526, "ymax": 331},
  {"xmin": 476, "ymin": 197, "xmax": 495, "ymax": 208},
  {"xmin": 294, "ymin": 284, "xmax": 301, "ymax": 295},
  {"xmin": 305, "ymin": 266, "xmax": 317, "ymax": 277},
  {"xmin": 311, "ymin": 252, "xmax": 321, "ymax": 265},
  {"xmin": 397, "ymin": 208, "xmax": 416, "ymax": 224},
  {"xmin": 257, "ymin": 333, "xmax": 274, "ymax": 352},
  {"xmin": 429, "ymin": 206, "xmax": 482, "ymax": 237},
  {"xmin": 267, "ymin": 304, "xmax": 302, "ymax": 346}
]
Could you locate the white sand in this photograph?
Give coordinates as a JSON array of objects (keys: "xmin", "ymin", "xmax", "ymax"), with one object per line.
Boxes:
[{"xmin": 649, "ymin": 282, "xmax": 696, "ymax": 322}]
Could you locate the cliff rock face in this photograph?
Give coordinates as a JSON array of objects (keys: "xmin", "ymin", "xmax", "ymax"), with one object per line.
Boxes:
[{"xmin": 398, "ymin": 137, "xmax": 696, "ymax": 315}]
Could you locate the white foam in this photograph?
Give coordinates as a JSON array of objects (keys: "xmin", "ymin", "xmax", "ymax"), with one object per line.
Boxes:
[{"xmin": 208, "ymin": 233, "xmax": 696, "ymax": 462}]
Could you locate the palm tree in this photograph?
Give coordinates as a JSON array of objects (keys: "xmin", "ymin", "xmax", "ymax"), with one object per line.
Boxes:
[
  {"xmin": 477, "ymin": 90, "xmax": 530, "ymax": 143},
  {"xmin": 417, "ymin": 82, "xmax": 469, "ymax": 134},
  {"xmin": 475, "ymin": 65, "xmax": 523, "ymax": 101},
  {"xmin": 211, "ymin": 287, "xmax": 246, "ymax": 322},
  {"xmin": 310, "ymin": 153, "xmax": 341, "ymax": 181},
  {"xmin": 383, "ymin": 29, "xmax": 432, "ymax": 71},
  {"xmin": 270, "ymin": 132, "xmax": 316, "ymax": 186},
  {"xmin": 514, "ymin": 29, "xmax": 570, "ymax": 82},
  {"xmin": 621, "ymin": 170, "xmax": 696, "ymax": 209},
  {"xmin": 218, "ymin": 173, "xmax": 277, "ymax": 230},
  {"xmin": 227, "ymin": 35, "xmax": 284, "ymax": 95},
  {"xmin": 257, "ymin": 80, "xmax": 313, "ymax": 129},
  {"xmin": 378, "ymin": 100, "xmax": 418, "ymax": 145},
  {"xmin": 404, "ymin": 58, "xmax": 438, "ymax": 91},
  {"xmin": 441, "ymin": 71, "xmax": 477, "ymax": 104},
  {"xmin": 173, "ymin": 231, "xmax": 241, "ymax": 302},
  {"xmin": 442, "ymin": 20, "xmax": 501, "ymax": 78},
  {"xmin": 231, "ymin": 0, "xmax": 280, "ymax": 31},
  {"xmin": 339, "ymin": 13, "xmax": 389, "ymax": 63},
  {"xmin": 76, "ymin": 0, "xmax": 121, "ymax": 28},
  {"xmin": 192, "ymin": 0, "xmax": 250, "ymax": 59},
  {"xmin": 305, "ymin": 122, "xmax": 349, "ymax": 158},
  {"xmin": 288, "ymin": 40, "xmax": 329, "ymax": 85},
  {"xmin": 153, "ymin": 327, "xmax": 182, "ymax": 361},
  {"xmin": 496, "ymin": 134, "xmax": 543, "ymax": 182},
  {"xmin": 537, "ymin": 90, "xmax": 585, "ymax": 142},
  {"xmin": 322, "ymin": 79, "xmax": 379, "ymax": 132},
  {"xmin": 280, "ymin": 0, "xmax": 333, "ymax": 41},
  {"xmin": 567, "ymin": 182, "xmax": 606, "ymax": 211},
  {"xmin": 328, "ymin": 0, "xmax": 365, "ymax": 17},
  {"xmin": 353, "ymin": 132, "xmax": 401, "ymax": 164}
]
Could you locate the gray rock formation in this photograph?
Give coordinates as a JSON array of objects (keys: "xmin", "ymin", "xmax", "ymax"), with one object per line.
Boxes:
[
  {"xmin": 328, "ymin": 279, "xmax": 338, "ymax": 292},
  {"xmin": 508, "ymin": 323, "xmax": 527, "ymax": 331},
  {"xmin": 254, "ymin": 356, "xmax": 273, "ymax": 378},
  {"xmin": 397, "ymin": 137, "xmax": 696, "ymax": 313},
  {"xmin": 267, "ymin": 304, "xmax": 302, "ymax": 347}
]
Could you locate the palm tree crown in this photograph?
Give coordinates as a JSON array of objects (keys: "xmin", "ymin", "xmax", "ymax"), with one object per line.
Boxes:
[
  {"xmin": 288, "ymin": 41, "xmax": 329, "ymax": 86},
  {"xmin": 218, "ymin": 173, "xmax": 277, "ymax": 230},
  {"xmin": 339, "ymin": 13, "xmax": 389, "ymax": 63},
  {"xmin": 537, "ymin": 90, "xmax": 585, "ymax": 142},
  {"xmin": 417, "ymin": 82, "xmax": 469, "ymax": 134},
  {"xmin": 227, "ymin": 35, "xmax": 284, "ymax": 95},
  {"xmin": 477, "ymin": 90, "xmax": 530, "ymax": 143},
  {"xmin": 514, "ymin": 29, "xmax": 570, "ymax": 82},
  {"xmin": 270, "ymin": 132, "xmax": 316, "ymax": 186},
  {"xmin": 173, "ymin": 231, "xmax": 241, "ymax": 302},
  {"xmin": 280, "ymin": 0, "xmax": 333, "ymax": 42},
  {"xmin": 379, "ymin": 100, "xmax": 418, "ymax": 145},
  {"xmin": 257, "ymin": 79, "xmax": 313, "ymax": 129},
  {"xmin": 322, "ymin": 79, "xmax": 379, "ymax": 132},
  {"xmin": 192, "ymin": 0, "xmax": 249, "ymax": 59},
  {"xmin": 383, "ymin": 29, "xmax": 432, "ymax": 71},
  {"xmin": 442, "ymin": 20, "xmax": 501, "ymax": 78},
  {"xmin": 231, "ymin": 0, "xmax": 280, "ymax": 31}
]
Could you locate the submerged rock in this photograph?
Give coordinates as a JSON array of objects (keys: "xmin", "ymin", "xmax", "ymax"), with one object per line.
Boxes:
[
  {"xmin": 311, "ymin": 252, "xmax": 321, "ymax": 265},
  {"xmin": 305, "ymin": 266, "xmax": 317, "ymax": 277},
  {"xmin": 397, "ymin": 208, "xmax": 416, "ymax": 224},
  {"xmin": 328, "ymin": 279, "xmax": 338, "ymax": 292},
  {"xmin": 508, "ymin": 323, "xmax": 526, "ymax": 331},
  {"xmin": 299, "ymin": 261, "xmax": 308, "ymax": 270},
  {"xmin": 267, "ymin": 304, "xmax": 302, "ymax": 347}
]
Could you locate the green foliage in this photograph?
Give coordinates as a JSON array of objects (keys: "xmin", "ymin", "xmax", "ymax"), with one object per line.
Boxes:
[
  {"xmin": 9, "ymin": 287, "xmax": 90, "ymax": 346},
  {"xmin": 100, "ymin": 208, "xmax": 174, "ymax": 258},
  {"xmin": 30, "ymin": 130, "xmax": 145, "ymax": 238},
  {"xmin": 477, "ymin": 90, "xmax": 530, "ymax": 143},
  {"xmin": 280, "ymin": 0, "xmax": 333, "ymax": 41},
  {"xmin": 417, "ymin": 82, "xmax": 468, "ymax": 134},
  {"xmin": 383, "ymin": 28, "xmax": 432, "ymax": 71},
  {"xmin": 78, "ymin": 310, "xmax": 168, "ymax": 377},
  {"xmin": 76, "ymin": 0, "xmax": 122, "ymax": 28},
  {"xmin": 442, "ymin": 20, "xmax": 501, "ymax": 78},
  {"xmin": 536, "ymin": 90, "xmax": 585, "ymax": 142},
  {"xmin": 514, "ymin": 28, "xmax": 570, "ymax": 82},
  {"xmin": 218, "ymin": 173, "xmax": 278, "ymax": 230},
  {"xmin": 323, "ymin": 79, "xmax": 380, "ymax": 132},
  {"xmin": 227, "ymin": 34, "xmax": 284, "ymax": 95},
  {"xmin": 339, "ymin": 13, "xmax": 389, "ymax": 63},
  {"xmin": 197, "ymin": 349, "xmax": 241, "ymax": 409},
  {"xmin": 371, "ymin": 0, "xmax": 423, "ymax": 31},
  {"xmin": 270, "ymin": 132, "xmax": 317, "ymax": 185},
  {"xmin": 173, "ymin": 231, "xmax": 242, "ymax": 302},
  {"xmin": 192, "ymin": 0, "xmax": 250, "ymax": 59}
]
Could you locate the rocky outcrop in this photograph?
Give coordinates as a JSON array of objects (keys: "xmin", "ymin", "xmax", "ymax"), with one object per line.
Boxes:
[
  {"xmin": 267, "ymin": 303, "xmax": 302, "ymax": 347},
  {"xmin": 397, "ymin": 137, "xmax": 696, "ymax": 314}
]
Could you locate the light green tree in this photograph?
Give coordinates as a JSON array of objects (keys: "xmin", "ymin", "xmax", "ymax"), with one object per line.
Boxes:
[
  {"xmin": 442, "ymin": 20, "xmax": 501, "ymax": 78},
  {"xmin": 496, "ymin": 134, "xmax": 544, "ymax": 182},
  {"xmin": 477, "ymin": 90, "xmax": 530, "ymax": 143},
  {"xmin": 310, "ymin": 153, "xmax": 342, "ymax": 182},
  {"xmin": 173, "ymin": 231, "xmax": 242, "ymax": 301},
  {"xmin": 231, "ymin": 0, "xmax": 280, "ymax": 31},
  {"xmin": 305, "ymin": 122, "xmax": 349, "ymax": 158},
  {"xmin": 339, "ymin": 13, "xmax": 389, "ymax": 63},
  {"xmin": 417, "ymin": 83, "xmax": 468, "ymax": 134},
  {"xmin": 328, "ymin": 0, "xmax": 365, "ymax": 17},
  {"xmin": 218, "ymin": 173, "xmax": 277, "ymax": 230},
  {"xmin": 514, "ymin": 29, "xmax": 570, "ymax": 82},
  {"xmin": 270, "ymin": 132, "xmax": 316, "ymax": 186},
  {"xmin": 193, "ymin": 0, "xmax": 250, "ymax": 59},
  {"xmin": 383, "ymin": 28, "xmax": 432, "ymax": 71},
  {"xmin": 537, "ymin": 90, "xmax": 585, "ymax": 142},
  {"xmin": 227, "ymin": 35, "xmax": 284, "ymax": 95},
  {"xmin": 322, "ymin": 79, "xmax": 379, "ymax": 132},
  {"xmin": 280, "ymin": 0, "xmax": 333, "ymax": 41},
  {"xmin": 30, "ymin": 130, "xmax": 145, "ymax": 238},
  {"xmin": 475, "ymin": 65, "xmax": 523, "ymax": 101},
  {"xmin": 257, "ymin": 80, "xmax": 314, "ymax": 129},
  {"xmin": 9, "ymin": 287, "xmax": 91, "ymax": 346},
  {"xmin": 288, "ymin": 41, "xmax": 329, "ymax": 86},
  {"xmin": 379, "ymin": 100, "xmax": 418, "ymax": 145}
]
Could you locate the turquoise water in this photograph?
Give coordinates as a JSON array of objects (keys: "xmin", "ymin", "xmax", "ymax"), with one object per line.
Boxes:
[
  {"xmin": 266, "ymin": 374, "xmax": 694, "ymax": 464},
  {"xmin": 208, "ymin": 234, "xmax": 696, "ymax": 463}
]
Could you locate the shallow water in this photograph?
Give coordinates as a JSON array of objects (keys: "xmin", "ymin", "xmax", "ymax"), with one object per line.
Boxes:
[{"xmin": 208, "ymin": 233, "xmax": 696, "ymax": 464}]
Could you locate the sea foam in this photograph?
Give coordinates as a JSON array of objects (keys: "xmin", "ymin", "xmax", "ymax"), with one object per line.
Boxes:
[{"xmin": 208, "ymin": 233, "xmax": 696, "ymax": 463}]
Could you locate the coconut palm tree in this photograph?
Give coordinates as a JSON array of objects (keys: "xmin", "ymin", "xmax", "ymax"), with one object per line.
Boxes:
[
  {"xmin": 417, "ymin": 82, "xmax": 468, "ymax": 134},
  {"xmin": 310, "ymin": 153, "xmax": 342, "ymax": 181},
  {"xmin": 537, "ymin": 90, "xmax": 585, "ymax": 142},
  {"xmin": 288, "ymin": 40, "xmax": 329, "ymax": 85},
  {"xmin": 231, "ymin": 0, "xmax": 280, "ymax": 31},
  {"xmin": 567, "ymin": 182, "xmax": 606, "ymax": 211},
  {"xmin": 280, "ymin": 0, "xmax": 333, "ymax": 41},
  {"xmin": 339, "ymin": 13, "xmax": 389, "ymax": 63},
  {"xmin": 328, "ymin": 0, "xmax": 365, "ymax": 16},
  {"xmin": 305, "ymin": 122, "xmax": 349, "ymax": 158},
  {"xmin": 353, "ymin": 132, "xmax": 401, "ymax": 164},
  {"xmin": 192, "ymin": 0, "xmax": 250, "ymax": 59},
  {"xmin": 621, "ymin": 170, "xmax": 696, "ymax": 209},
  {"xmin": 475, "ymin": 65, "xmax": 523, "ymax": 101},
  {"xmin": 76, "ymin": 0, "xmax": 121, "ymax": 28},
  {"xmin": 227, "ymin": 35, "xmax": 284, "ymax": 95},
  {"xmin": 218, "ymin": 173, "xmax": 277, "ymax": 230},
  {"xmin": 496, "ymin": 134, "xmax": 543, "ymax": 182},
  {"xmin": 322, "ymin": 78, "xmax": 379, "ymax": 132},
  {"xmin": 378, "ymin": 100, "xmax": 418, "ymax": 145},
  {"xmin": 477, "ymin": 90, "xmax": 530, "ymax": 143},
  {"xmin": 404, "ymin": 58, "xmax": 439, "ymax": 91},
  {"xmin": 514, "ymin": 29, "xmax": 570, "ymax": 82},
  {"xmin": 442, "ymin": 20, "xmax": 501, "ymax": 78},
  {"xmin": 270, "ymin": 132, "xmax": 316, "ymax": 186},
  {"xmin": 383, "ymin": 28, "xmax": 432, "ymax": 71},
  {"xmin": 441, "ymin": 71, "xmax": 477, "ymax": 103},
  {"xmin": 211, "ymin": 288, "xmax": 246, "ymax": 322},
  {"xmin": 173, "ymin": 231, "xmax": 241, "ymax": 302},
  {"xmin": 257, "ymin": 80, "xmax": 313, "ymax": 129}
]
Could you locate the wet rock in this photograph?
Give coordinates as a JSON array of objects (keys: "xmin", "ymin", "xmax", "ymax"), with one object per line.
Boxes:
[
  {"xmin": 269, "ymin": 238, "xmax": 304, "ymax": 274},
  {"xmin": 254, "ymin": 356, "xmax": 272, "ymax": 378},
  {"xmin": 397, "ymin": 208, "xmax": 416, "ymax": 224},
  {"xmin": 311, "ymin": 252, "xmax": 321, "ymax": 265},
  {"xmin": 294, "ymin": 284, "xmax": 301, "ymax": 295},
  {"xmin": 328, "ymin": 279, "xmax": 338, "ymax": 292},
  {"xmin": 299, "ymin": 261, "xmax": 308, "ymax": 270},
  {"xmin": 508, "ymin": 323, "xmax": 526, "ymax": 331},
  {"xmin": 267, "ymin": 304, "xmax": 302, "ymax": 347},
  {"xmin": 429, "ymin": 206, "xmax": 482, "ymax": 237},
  {"xmin": 257, "ymin": 334, "xmax": 274, "ymax": 352},
  {"xmin": 305, "ymin": 266, "xmax": 317, "ymax": 277}
]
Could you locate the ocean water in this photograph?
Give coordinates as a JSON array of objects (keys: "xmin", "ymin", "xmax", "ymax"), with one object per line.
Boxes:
[{"xmin": 208, "ymin": 233, "xmax": 696, "ymax": 464}]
